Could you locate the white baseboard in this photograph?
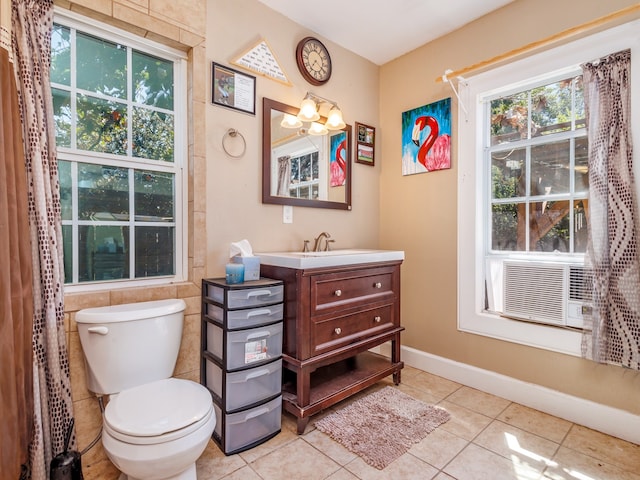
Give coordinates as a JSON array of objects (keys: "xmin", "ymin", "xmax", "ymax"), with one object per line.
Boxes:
[{"xmin": 371, "ymin": 344, "xmax": 640, "ymax": 445}]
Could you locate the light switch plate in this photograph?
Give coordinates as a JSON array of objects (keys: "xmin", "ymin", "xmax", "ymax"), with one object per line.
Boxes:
[{"xmin": 283, "ymin": 205, "xmax": 293, "ymax": 223}]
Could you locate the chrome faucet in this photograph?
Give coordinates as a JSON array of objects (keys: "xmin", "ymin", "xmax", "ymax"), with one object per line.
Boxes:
[{"xmin": 312, "ymin": 232, "xmax": 331, "ymax": 252}]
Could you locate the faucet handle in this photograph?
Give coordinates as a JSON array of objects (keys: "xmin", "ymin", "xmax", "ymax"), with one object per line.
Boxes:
[
  {"xmin": 302, "ymin": 240, "xmax": 310, "ymax": 252},
  {"xmin": 325, "ymin": 239, "xmax": 335, "ymax": 251}
]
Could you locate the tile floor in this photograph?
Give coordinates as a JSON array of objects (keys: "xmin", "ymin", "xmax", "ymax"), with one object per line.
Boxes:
[{"xmin": 195, "ymin": 366, "xmax": 640, "ymax": 480}]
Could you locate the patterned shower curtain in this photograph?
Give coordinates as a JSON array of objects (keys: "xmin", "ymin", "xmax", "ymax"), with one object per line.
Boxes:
[
  {"xmin": 1, "ymin": 8, "xmax": 34, "ymax": 478},
  {"xmin": 12, "ymin": 0, "xmax": 75, "ymax": 478},
  {"xmin": 582, "ymin": 49, "xmax": 640, "ymax": 370}
]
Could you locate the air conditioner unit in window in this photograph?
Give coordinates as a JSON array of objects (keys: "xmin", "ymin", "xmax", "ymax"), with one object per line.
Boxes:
[{"xmin": 502, "ymin": 261, "xmax": 592, "ymax": 330}]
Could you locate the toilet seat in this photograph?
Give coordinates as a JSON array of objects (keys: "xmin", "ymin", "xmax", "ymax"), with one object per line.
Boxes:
[{"xmin": 104, "ymin": 378, "xmax": 213, "ymax": 445}]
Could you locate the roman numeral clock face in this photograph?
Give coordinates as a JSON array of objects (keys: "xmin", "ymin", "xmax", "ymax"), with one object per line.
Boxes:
[{"xmin": 296, "ymin": 37, "xmax": 332, "ymax": 86}]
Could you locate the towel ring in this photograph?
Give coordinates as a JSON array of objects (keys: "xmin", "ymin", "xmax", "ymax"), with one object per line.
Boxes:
[{"xmin": 222, "ymin": 128, "xmax": 246, "ymax": 158}]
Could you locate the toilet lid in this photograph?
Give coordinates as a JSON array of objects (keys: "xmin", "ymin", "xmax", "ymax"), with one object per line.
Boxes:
[{"xmin": 104, "ymin": 378, "xmax": 212, "ymax": 438}]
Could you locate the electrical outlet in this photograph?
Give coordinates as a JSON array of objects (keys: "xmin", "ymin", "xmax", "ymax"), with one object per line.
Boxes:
[{"xmin": 283, "ymin": 205, "xmax": 293, "ymax": 224}]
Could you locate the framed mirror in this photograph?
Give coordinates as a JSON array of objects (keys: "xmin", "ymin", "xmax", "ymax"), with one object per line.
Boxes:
[{"xmin": 262, "ymin": 97, "xmax": 352, "ymax": 210}]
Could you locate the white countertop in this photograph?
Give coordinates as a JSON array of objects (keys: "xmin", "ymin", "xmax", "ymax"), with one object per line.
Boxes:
[{"xmin": 257, "ymin": 249, "xmax": 405, "ymax": 269}]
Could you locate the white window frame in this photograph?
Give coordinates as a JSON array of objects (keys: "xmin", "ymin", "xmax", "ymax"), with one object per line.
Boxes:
[
  {"xmin": 457, "ymin": 20, "xmax": 640, "ymax": 356},
  {"xmin": 54, "ymin": 8, "xmax": 188, "ymax": 293}
]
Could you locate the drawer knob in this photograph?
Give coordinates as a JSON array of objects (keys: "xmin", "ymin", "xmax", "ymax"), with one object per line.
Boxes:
[
  {"xmin": 374, "ymin": 316, "xmax": 382, "ymax": 323},
  {"xmin": 334, "ymin": 289, "xmax": 342, "ymax": 297},
  {"xmin": 374, "ymin": 282, "xmax": 382, "ymax": 289},
  {"xmin": 334, "ymin": 327, "xmax": 342, "ymax": 335}
]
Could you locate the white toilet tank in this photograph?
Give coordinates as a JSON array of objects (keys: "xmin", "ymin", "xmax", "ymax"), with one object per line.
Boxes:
[{"xmin": 76, "ymin": 299, "xmax": 186, "ymax": 395}]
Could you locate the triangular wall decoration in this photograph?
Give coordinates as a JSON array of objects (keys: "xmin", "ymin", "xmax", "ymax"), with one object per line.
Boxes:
[{"xmin": 231, "ymin": 38, "xmax": 292, "ymax": 86}]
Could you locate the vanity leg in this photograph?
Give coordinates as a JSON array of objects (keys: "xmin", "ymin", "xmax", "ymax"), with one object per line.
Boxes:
[
  {"xmin": 392, "ymin": 333, "xmax": 402, "ymax": 385},
  {"xmin": 296, "ymin": 417, "xmax": 310, "ymax": 435}
]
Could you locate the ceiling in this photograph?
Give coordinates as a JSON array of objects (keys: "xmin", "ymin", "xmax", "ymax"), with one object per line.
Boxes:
[{"xmin": 257, "ymin": 0, "xmax": 515, "ymax": 65}]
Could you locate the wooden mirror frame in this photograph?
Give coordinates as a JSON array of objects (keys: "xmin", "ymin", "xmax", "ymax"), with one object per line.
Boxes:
[{"xmin": 262, "ymin": 97, "xmax": 352, "ymax": 210}]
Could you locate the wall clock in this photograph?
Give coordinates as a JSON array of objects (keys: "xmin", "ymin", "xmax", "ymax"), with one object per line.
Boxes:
[{"xmin": 296, "ymin": 36, "xmax": 332, "ymax": 86}]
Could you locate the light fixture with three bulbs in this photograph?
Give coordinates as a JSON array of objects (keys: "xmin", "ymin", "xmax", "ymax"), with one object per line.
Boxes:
[{"xmin": 280, "ymin": 92, "xmax": 346, "ymax": 136}]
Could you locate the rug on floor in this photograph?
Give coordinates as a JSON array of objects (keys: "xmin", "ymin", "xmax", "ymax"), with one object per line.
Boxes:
[{"xmin": 314, "ymin": 386, "xmax": 451, "ymax": 470}]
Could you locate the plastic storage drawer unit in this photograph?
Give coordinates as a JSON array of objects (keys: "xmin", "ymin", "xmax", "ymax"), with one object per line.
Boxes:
[
  {"xmin": 206, "ymin": 302, "xmax": 283, "ymax": 330},
  {"xmin": 213, "ymin": 395, "xmax": 282, "ymax": 455},
  {"xmin": 205, "ymin": 357, "xmax": 282, "ymax": 412},
  {"xmin": 204, "ymin": 281, "xmax": 283, "ymax": 309},
  {"xmin": 206, "ymin": 321, "xmax": 283, "ymax": 370}
]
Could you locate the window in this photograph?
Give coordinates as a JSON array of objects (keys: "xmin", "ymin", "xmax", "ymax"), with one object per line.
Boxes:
[
  {"xmin": 457, "ymin": 20, "xmax": 640, "ymax": 355},
  {"xmin": 51, "ymin": 12, "xmax": 187, "ymax": 287}
]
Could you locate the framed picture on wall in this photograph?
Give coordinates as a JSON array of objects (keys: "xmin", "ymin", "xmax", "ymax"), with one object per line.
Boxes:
[
  {"xmin": 355, "ymin": 122, "xmax": 375, "ymax": 166},
  {"xmin": 211, "ymin": 62, "xmax": 256, "ymax": 115}
]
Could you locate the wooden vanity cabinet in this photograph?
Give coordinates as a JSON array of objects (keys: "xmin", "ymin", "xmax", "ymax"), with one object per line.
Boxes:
[{"xmin": 260, "ymin": 260, "xmax": 404, "ymax": 434}]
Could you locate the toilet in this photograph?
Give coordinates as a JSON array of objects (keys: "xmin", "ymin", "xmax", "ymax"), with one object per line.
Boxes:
[{"xmin": 76, "ymin": 299, "xmax": 215, "ymax": 480}]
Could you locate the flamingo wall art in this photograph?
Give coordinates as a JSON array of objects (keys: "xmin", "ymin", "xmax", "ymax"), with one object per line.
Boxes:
[
  {"xmin": 401, "ymin": 97, "xmax": 451, "ymax": 176},
  {"xmin": 330, "ymin": 130, "xmax": 347, "ymax": 187}
]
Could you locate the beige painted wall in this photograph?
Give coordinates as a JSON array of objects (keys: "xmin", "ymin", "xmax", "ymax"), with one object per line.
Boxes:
[
  {"xmin": 379, "ymin": 0, "xmax": 640, "ymax": 416},
  {"xmin": 204, "ymin": 0, "xmax": 381, "ymax": 275}
]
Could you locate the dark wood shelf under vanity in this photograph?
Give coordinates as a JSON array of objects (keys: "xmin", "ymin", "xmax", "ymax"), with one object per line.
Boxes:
[{"xmin": 261, "ymin": 260, "xmax": 404, "ymax": 434}]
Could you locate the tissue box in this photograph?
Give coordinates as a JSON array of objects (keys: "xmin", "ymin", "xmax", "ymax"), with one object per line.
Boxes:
[{"xmin": 232, "ymin": 255, "xmax": 260, "ymax": 281}]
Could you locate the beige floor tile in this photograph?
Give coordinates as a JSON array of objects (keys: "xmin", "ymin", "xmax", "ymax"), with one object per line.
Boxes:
[
  {"xmin": 345, "ymin": 451, "xmax": 439, "ymax": 480},
  {"xmin": 324, "ymin": 468, "xmax": 360, "ymax": 480},
  {"xmin": 446, "ymin": 386, "xmax": 511, "ymax": 418},
  {"xmin": 303, "ymin": 429, "xmax": 358, "ymax": 466},
  {"xmin": 218, "ymin": 465, "xmax": 262, "ymax": 480},
  {"xmin": 396, "ymin": 382, "xmax": 441, "ymax": 405},
  {"xmin": 405, "ymin": 371, "xmax": 462, "ymax": 401},
  {"xmin": 543, "ymin": 445, "xmax": 640, "ymax": 480},
  {"xmin": 249, "ymin": 438, "xmax": 341, "ymax": 480},
  {"xmin": 498, "ymin": 403, "xmax": 572, "ymax": 444},
  {"xmin": 437, "ymin": 400, "xmax": 493, "ymax": 441},
  {"xmin": 408, "ymin": 426, "xmax": 469, "ymax": 469},
  {"xmin": 444, "ymin": 443, "xmax": 545, "ymax": 480},
  {"xmin": 433, "ymin": 473, "xmax": 457, "ymax": 480},
  {"xmin": 237, "ymin": 426, "xmax": 297, "ymax": 463},
  {"xmin": 474, "ymin": 420, "xmax": 560, "ymax": 471},
  {"xmin": 562, "ymin": 424, "xmax": 640, "ymax": 474},
  {"xmin": 195, "ymin": 440, "xmax": 247, "ymax": 480}
]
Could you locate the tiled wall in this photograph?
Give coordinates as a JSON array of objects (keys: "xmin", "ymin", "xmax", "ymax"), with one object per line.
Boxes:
[{"xmin": 55, "ymin": 1, "xmax": 207, "ymax": 477}]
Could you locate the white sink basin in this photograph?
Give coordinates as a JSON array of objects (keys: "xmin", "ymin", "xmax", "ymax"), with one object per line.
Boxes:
[{"xmin": 257, "ymin": 249, "xmax": 404, "ymax": 269}]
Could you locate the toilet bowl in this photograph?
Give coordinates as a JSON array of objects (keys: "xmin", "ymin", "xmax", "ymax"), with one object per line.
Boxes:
[
  {"xmin": 102, "ymin": 378, "xmax": 214, "ymax": 480},
  {"xmin": 76, "ymin": 299, "xmax": 215, "ymax": 480}
]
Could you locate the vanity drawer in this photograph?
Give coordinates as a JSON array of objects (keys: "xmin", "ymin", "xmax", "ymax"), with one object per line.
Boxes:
[
  {"xmin": 310, "ymin": 266, "xmax": 396, "ymax": 314},
  {"xmin": 311, "ymin": 304, "xmax": 394, "ymax": 355}
]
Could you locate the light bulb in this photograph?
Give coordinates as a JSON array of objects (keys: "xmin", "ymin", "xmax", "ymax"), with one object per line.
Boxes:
[
  {"xmin": 308, "ymin": 121, "xmax": 328, "ymax": 136},
  {"xmin": 326, "ymin": 106, "xmax": 346, "ymax": 130},
  {"xmin": 281, "ymin": 113, "xmax": 303, "ymax": 129},
  {"xmin": 297, "ymin": 98, "xmax": 320, "ymax": 122}
]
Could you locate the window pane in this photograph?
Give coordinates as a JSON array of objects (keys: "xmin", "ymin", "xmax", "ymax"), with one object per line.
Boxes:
[
  {"xmin": 59, "ymin": 160, "xmax": 72, "ymax": 220},
  {"xmin": 492, "ymin": 203, "xmax": 524, "ymax": 251},
  {"xmin": 133, "ymin": 51, "xmax": 174, "ymax": 109},
  {"xmin": 492, "ymin": 148, "xmax": 525, "ymax": 199},
  {"xmin": 574, "ymin": 200, "xmax": 589, "ymax": 253},
  {"xmin": 132, "ymin": 108, "xmax": 174, "ymax": 161},
  {"xmin": 529, "ymin": 200, "xmax": 570, "ymax": 252},
  {"xmin": 79, "ymin": 225, "xmax": 129, "ymax": 282},
  {"xmin": 531, "ymin": 79, "xmax": 575, "ymax": 136},
  {"xmin": 530, "ymin": 140, "xmax": 570, "ymax": 196},
  {"xmin": 575, "ymin": 137, "xmax": 589, "ymax": 193},
  {"xmin": 574, "ymin": 76, "xmax": 585, "ymax": 129},
  {"xmin": 490, "ymin": 92, "xmax": 528, "ymax": 145},
  {"xmin": 52, "ymin": 88, "xmax": 71, "ymax": 147},
  {"xmin": 135, "ymin": 226, "xmax": 174, "ymax": 277},
  {"xmin": 62, "ymin": 225, "xmax": 72, "ymax": 283},
  {"xmin": 77, "ymin": 32, "xmax": 127, "ymax": 98},
  {"xmin": 78, "ymin": 163, "xmax": 129, "ymax": 220},
  {"xmin": 76, "ymin": 94, "xmax": 127, "ymax": 154},
  {"xmin": 51, "ymin": 24, "xmax": 70, "ymax": 86},
  {"xmin": 135, "ymin": 170, "xmax": 174, "ymax": 220}
]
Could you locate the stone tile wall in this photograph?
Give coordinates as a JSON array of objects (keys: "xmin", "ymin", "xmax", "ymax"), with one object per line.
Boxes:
[{"xmin": 55, "ymin": 1, "xmax": 207, "ymax": 477}]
